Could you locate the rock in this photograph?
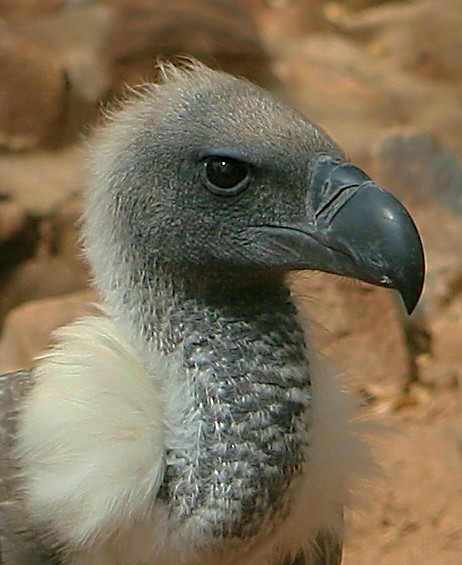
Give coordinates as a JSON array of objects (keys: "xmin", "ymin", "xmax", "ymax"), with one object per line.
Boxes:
[
  {"xmin": 0, "ymin": 198, "xmax": 26, "ymax": 243},
  {"xmin": 52, "ymin": 193, "xmax": 85, "ymax": 263},
  {"xmin": 332, "ymin": 0, "xmax": 388, "ymax": 10},
  {"xmin": 0, "ymin": 290, "xmax": 98, "ymax": 373},
  {"xmin": 103, "ymin": 0, "xmax": 270, "ymax": 91},
  {"xmin": 417, "ymin": 355, "xmax": 460, "ymax": 391},
  {"xmin": 344, "ymin": 398, "xmax": 462, "ymax": 565},
  {"xmin": 368, "ymin": 131, "xmax": 462, "ymax": 317},
  {"xmin": 345, "ymin": 0, "xmax": 462, "ymax": 84},
  {"xmin": 245, "ymin": 0, "xmax": 333, "ymax": 51},
  {"xmin": 0, "ymin": 146, "xmax": 82, "ymax": 217},
  {"xmin": 361, "ymin": 129, "xmax": 462, "ymax": 419},
  {"xmin": 417, "ymin": 281, "xmax": 462, "ymax": 389},
  {"xmin": 0, "ymin": 29, "xmax": 68, "ymax": 150},
  {"xmin": 15, "ymin": 3, "xmax": 113, "ymax": 143},
  {"xmin": 46, "ymin": 193, "xmax": 89, "ymax": 295},
  {"xmin": 0, "ymin": 183, "xmax": 87, "ymax": 334},
  {"xmin": 18, "ymin": 3, "xmax": 113, "ymax": 104},
  {"xmin": 0, "ymin": 197, "xmax": 40, "ymax": 275},
  {"xmin": 273, "ymin": 33, "xmax": 401, "ymax": 158},
  {"xmin": 273, "ymin": 30, "xmax": 462, "ymax": 159},
  {"xmin": 292, "ymin": 272, "xmax": 413, "ymax": 402},
  {"xmin": 369, "ymin": 132, "xmax": 462, "ymax": 211},
  {"xmin": 376, "ymin": 74, "xmax": 462, "ymax": 161},
  {"xmin": 0, "ymin": 191, "xmax": 87, "ymax": 325},
  {"xmin": 0, "ymin": 0, "xmax": 65, "ymax": 20},
  {"xmin": 0, "ymin": 253, "xmax": 90, "ymax": 324}
]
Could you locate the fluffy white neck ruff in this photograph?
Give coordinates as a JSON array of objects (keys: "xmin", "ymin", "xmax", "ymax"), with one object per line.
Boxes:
[{"xmin": 14, "ymin": 301, "xmax": 371, "ymax": 565}]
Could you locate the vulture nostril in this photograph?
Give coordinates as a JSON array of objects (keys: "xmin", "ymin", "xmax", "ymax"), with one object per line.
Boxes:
[{"xmin": 314, "ymin": 182, "xmax": 358, "ymax": 221}]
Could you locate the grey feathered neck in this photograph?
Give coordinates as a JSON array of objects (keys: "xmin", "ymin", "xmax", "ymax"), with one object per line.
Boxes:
[{"xmin": 108, "ymin": 264, "xmax": 312, "ymax": 542}]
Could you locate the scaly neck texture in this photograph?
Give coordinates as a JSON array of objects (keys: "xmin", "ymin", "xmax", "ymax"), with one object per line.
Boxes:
[{"xmin": 110, "ymin": 270, "xmax": 312, "ymax": 542}]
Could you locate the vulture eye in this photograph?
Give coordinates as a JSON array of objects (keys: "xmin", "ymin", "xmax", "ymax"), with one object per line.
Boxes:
[{"xmin": 203, "ymin": 156, "xmax": 251, "ymax": 196}]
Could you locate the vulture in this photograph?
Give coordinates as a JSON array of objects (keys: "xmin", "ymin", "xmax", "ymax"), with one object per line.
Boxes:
[{"xmin": 0, "ymin": 62, "xmax": 424, "ymax": 565}]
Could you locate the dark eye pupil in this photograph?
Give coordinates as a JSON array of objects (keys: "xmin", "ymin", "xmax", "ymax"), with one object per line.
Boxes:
[{"xmin": 205, "ymin": 157, "xmax": 249, "ymax": 190}]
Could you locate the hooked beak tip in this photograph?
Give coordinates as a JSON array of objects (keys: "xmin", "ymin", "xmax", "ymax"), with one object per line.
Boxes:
[{"xmin": 308, "ymin": 156, "xmax": 426, "ymax": 314}]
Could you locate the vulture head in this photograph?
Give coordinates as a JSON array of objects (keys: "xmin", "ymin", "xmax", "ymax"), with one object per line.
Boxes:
[{"xmin": 84, "ymin": 62, "xmax": 424, "ymax": 315}]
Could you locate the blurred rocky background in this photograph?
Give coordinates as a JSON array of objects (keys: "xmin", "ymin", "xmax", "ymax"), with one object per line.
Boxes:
[{"xmin": 0, "ymin": 0, "xmax": 461, "ymax": 563}]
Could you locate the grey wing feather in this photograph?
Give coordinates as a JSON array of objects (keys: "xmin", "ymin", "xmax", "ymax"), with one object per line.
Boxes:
[
  {"xmin": 283, "ymin": 530, "xmax": 343, "ymax": 565},
  {"xmin": 310, "ymin": 531, "xmax": 343, "ymax": 565},
  {"xmin": 1, "ymin": 536, "xmax": 59, "ymax": 565},
  {"xmin": 0, "ymin": 370, "xmax": 34, "ymax": 515},
  {"xmin": 0, "ymin": 370, "xmax": 59, "ymax": 565}
]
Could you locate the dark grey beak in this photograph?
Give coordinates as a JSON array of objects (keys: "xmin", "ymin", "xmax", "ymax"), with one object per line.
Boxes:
[{"xmin": 252, "ymin": 156, "xmax": 425, "ymax": 314}]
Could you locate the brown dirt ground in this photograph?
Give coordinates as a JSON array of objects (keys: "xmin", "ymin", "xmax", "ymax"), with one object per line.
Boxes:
[{"xmin": 344, "ymin": 381, "xmax": 462, "ymax": 564}]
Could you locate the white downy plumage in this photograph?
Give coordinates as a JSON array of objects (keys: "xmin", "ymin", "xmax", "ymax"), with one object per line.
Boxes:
[{"xmin": 15, "ymin": 314, "xmax": 367, "ymax": 565}]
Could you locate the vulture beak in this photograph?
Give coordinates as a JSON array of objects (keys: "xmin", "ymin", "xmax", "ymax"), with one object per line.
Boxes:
[{"xmin": 258, "ymin": 156, "xmax": 425, "ymax": 314}]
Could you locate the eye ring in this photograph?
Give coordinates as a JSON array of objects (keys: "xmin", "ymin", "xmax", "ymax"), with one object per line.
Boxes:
[{"xmin": 202, "ymin": 156, "xmax": 251, "ymax": 196}]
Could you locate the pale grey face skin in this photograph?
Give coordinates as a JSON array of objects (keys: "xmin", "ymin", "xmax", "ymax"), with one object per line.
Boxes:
[
  {"xmin": 86, "ymin": 65, "xmax": 424, "ymax": 314},
  {"xmin": 95, "ymin": 72, "xmax": 338, "ymax": 272}
]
